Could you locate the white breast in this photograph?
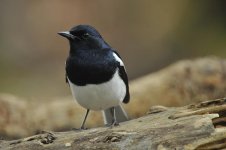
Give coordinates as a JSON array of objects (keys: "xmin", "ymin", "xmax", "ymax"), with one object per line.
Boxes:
[{"xmin": 68, "ymin": 69, "xmax": 126, "ymax": 110}]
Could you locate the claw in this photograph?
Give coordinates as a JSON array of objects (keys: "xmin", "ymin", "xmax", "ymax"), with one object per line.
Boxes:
[
  {"xmin": 105, "ymin": 121, "xmax": 119, "ymax": 128},
  {"xmin": 71, "ymin": 127, "xmax": 88, "ymax": 131}
]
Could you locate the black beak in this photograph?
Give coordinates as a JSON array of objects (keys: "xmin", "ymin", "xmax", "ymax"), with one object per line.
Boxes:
[{"xmin": 58, "ymin": 31, "xmax": 74, "ymax": 39}]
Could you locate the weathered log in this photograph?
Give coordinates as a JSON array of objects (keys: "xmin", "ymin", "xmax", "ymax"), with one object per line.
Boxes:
[
  {"xmin": 1, "ymin": 98, "xmax": 226, "ymax": 150},
  {"xmin": 1, "ymin": 56, "xmax": 226, "ymax": 139}
]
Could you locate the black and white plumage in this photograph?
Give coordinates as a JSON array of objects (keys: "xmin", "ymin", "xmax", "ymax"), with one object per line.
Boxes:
[{"xmin": 58, "ymin": 25, "xmax": 130, "ymax": 129}]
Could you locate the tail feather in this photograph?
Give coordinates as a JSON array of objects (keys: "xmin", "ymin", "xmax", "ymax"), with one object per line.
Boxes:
[{"xmin": 102, "ymin": 104, "xmax": 129, "ymax": 125}]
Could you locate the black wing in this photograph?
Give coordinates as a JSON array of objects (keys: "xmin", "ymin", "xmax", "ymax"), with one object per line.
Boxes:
[
  {"xmin": 65, "ymin": 60, "xmax": 69, "ymax": 84},
  {"xmin": 65, "ymin": 74, "xmax": 68, "ymax": 83},
  {"xmin": 113, "ymin": 51, "xmax": 130, "ymax": 103}
]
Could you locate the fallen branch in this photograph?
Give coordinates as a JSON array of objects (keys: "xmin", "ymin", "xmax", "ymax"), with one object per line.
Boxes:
[
  {"xmin": 2, "ymin": 56, "xmax": 226, "ymax": 139},
  {"xmin": 1, "ymin": 98, "xmax": 226, "ymax": 149}
]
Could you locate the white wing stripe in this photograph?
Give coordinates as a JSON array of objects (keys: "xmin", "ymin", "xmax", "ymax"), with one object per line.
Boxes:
[{"xmin": 113, "ymin": 52, "xmax": 124, "ymax": 66}]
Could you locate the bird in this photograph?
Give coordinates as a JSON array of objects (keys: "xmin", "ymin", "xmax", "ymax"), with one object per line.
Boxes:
[{"xmin": 58, "ymin": 25, "xmax": 130, "ymax": 129}]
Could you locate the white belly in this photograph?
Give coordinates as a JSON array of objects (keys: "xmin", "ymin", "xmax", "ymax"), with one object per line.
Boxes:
[{"xmin": 68, "ymin": 69, "xmax": 126, "ymax": 110}]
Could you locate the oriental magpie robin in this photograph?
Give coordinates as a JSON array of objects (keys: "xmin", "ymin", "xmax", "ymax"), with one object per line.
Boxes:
[{"xmin": 58, "ymin": 25, "xmax": 130, "ymax": 129}]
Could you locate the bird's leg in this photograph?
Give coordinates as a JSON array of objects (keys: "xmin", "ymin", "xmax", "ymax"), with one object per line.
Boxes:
[
  {"xmin": 110, "ymin": 107, "xmax": 119, "ymax": 127},
  {"xmin": 80, "ymin": 109, "xmax": 90, "ymax": 130},
  {"xmin": 73, "ymin": 109, "xmax": 90, "ymax": 131}
]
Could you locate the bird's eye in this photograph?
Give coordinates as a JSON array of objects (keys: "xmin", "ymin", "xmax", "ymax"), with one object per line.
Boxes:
[
  {"xmin": 82, "ymin": 33, "xmax": 89, "ymax": 38},
  {"xmin": 69, "ymin": 31, "xmax": 90, "ymax": 40}
]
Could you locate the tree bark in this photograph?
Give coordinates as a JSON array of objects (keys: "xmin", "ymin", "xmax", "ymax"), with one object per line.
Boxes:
[
  {"xmin": 1, "ymin": 56, "xmax": 226, "ymax": 139},
  {"xmin": 1, "ymin": 98, "xmax": 226, "ymax": 150}
]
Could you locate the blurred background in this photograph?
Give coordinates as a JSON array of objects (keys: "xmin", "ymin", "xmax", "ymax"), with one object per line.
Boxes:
[{"xmin": 1, "ymin": 0, "xmax": 226, "ymax": 99}]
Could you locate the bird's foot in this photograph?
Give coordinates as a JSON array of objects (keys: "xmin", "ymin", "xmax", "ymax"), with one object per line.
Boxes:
[
  {"xmin": 105, "ymin": 121, "xmax": 119, "ymax": 128},
  {"xmin": 71, "ymin": 127, "xmax": 88, "ymax": 131}
]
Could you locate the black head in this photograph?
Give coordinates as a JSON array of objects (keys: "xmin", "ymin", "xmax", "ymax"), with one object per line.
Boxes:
[{"xmin": 58, "ymin": 25, "xmax": 109, "ymax": 51}]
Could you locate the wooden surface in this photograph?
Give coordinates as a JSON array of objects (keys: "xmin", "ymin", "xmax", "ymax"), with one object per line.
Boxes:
[
  {"xmin": 1, "ymin": 98, "xmax": 226, "ymax": 150},
  {"xmin": 2, "ymin": 56, "xmax": 226, "ymax": 139}
]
